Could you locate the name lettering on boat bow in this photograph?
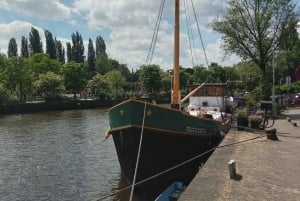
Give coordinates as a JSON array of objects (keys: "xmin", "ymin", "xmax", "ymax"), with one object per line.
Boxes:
[{"xmin": 186, "ymin": 126, "xmax": 207, "ymax": 134}]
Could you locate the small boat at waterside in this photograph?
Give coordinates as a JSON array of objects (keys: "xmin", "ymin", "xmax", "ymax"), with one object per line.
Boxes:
[
  {"xmin": 106, "ymin": 0, "xmax": 230, "ymax": 196},
  {"xmin": 155, "ymin": 182, "xmax": 185, "ymax": 201}
]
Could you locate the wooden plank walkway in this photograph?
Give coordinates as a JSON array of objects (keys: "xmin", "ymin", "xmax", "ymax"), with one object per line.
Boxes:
[{"xmin": 179, "ymin": 107, "xmax": 300, "ymax": 201}]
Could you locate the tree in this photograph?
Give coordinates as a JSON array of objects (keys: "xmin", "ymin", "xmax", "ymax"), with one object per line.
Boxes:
[
  {"xmin": 27, "ymin": 53, "xmax": 62, "ymax": 79},
  {"xmin": 105, "ymin": 70, "xmax": 126, "ymax": 98},
  {"xmin": 161, "ymin": 71, "xmax": 172, "ymax": 95},
  {"xmin": 87, "ymin": 38, "xmax": 96, "ymax": 78},
  {"xmin": 235, "ymin": 62, "xmax": 262, "ymax": 93},
  {"xmin": 96, "ymin": 35, "xmax": 106, "ymax": 58},
  {"xmin": 192, "ymin": 65, "xmax": 210, "ymax": 83},
  {"xmin": 0, "ymin": 53, "xmax": 7, "ymax": 68},
  {"xmin": 179, "ymin": 70, "xmax": 190, "ymax": 94},
  {"xmin": 21, "ymin": 36, "xmax": 29, "ymax": 58},
  {"xmin": 55, "ymin": 39, "xmax": 65, "ymax": 63},
  {"xmin": 7, "ymin": 38, "xmax": 18, "ymax": 57},
  {"xmin": 212, "ymin": 0, "xmax": 297, "ymax": 98},
  {"xmin": 29, "ymin": 27, "xmax": 43, "ymax": 55},
  {"xmin": 95, "ymin": 35, "xmax": 110, "ymax": 74},
  {"xmin": 139, "ymin": 64, "xmax": 162, "ymax": 96},
  {"xmin": 208, "ymin": 64, "xmax": 228, "ymax": 83},
  {"xmin": 71, "ymin": 31, "xmax": 84, "ymax": 63},
  {"xmin": 66, "ymin": 42, "xmax": 72, "ymax": 63},
  {"xmin": 276, "ymin": 17, "xmax": 300, "ymax": 83},
  {"xmin": 33, "ymin": 71, "xmax": 64, "ymax": 98},
  {"xmin": 87, "ymin": 73, "xmax": 110, "ymax": 99},
  {"xmin": 3, "ymin": 57, "xmax": 30, "ymax": 102},
  {"xmin": 44, "ymin": 30, "xmax": 56, "ymax": 59},
  {"xmin": 96, "ymin": 52, "xmax": 111, "ymax": 74},
  {"xmin": 63, "ymin": 62, "xmax": 86, "ymax": 98}
]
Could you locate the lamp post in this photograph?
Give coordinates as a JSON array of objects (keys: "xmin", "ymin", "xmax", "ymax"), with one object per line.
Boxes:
[{"xmin": 272, "ymin": 40, "xmax": 277, "ymax": 117}]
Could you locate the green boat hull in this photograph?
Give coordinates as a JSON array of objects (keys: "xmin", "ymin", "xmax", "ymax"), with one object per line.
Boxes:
[{"xmin": 108, "ymin": 99, "xmax": 226, "ymax": 195}]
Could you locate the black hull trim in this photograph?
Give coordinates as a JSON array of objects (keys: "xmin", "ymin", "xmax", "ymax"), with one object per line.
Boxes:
[{"xmin": 110, "ymin": 126, "xmax": 223, "ymax": 196}]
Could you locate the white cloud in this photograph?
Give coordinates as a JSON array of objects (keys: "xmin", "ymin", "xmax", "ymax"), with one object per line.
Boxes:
[
  {"xmin": 70, "ymin": 0, "xmax": 238, "ymax": 69},
  {"xmin": 0, "ymin": 0, "xmax": 72, "ymax": 20},
  {"xmin": 0, "ymin": 20, "xmax": 48, "ymax": 55},
  {"xmin": 0, "ymin": 0, "xmax": 240, "ymax": 70},
  {"xmin": 0, "ymin": 20, "xmax": 32, "ymax": 53}
]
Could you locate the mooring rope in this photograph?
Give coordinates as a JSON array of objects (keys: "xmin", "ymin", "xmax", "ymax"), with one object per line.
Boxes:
[
  {"xmin": 129, "ymin": 101, "xmax": 147, "ymax": 201},
  {"xmin": 97, "ymin": 130, "xmax": 267, "ymax": 200}
]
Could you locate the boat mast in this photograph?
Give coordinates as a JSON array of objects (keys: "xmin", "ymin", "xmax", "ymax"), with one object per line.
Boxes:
[{"xmin": 171, "ymin": 0, "xmax": 181, "ymax": 109}]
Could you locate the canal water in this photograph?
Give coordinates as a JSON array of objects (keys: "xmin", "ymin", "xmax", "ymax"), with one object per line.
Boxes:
[{"xmin": 0, "ymin": 108, "xmax": 151, "ymax": 201}]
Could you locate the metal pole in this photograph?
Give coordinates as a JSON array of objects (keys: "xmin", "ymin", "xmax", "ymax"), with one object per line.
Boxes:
[{"xmin": 272, "ymin": 41, "xmax": 277, "ymax": 117}]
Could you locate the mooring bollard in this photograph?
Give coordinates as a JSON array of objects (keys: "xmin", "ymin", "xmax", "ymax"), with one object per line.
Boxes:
[
  {"xmin": 228, "ymin": 159, "xmax": 236, "ymax": 179},
  {"xmin": 265, "ymin": 128, "xmax": 278, "ymax": 141}
]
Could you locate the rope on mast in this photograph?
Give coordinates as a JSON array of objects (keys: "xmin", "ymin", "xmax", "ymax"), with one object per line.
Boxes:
[{"xmin": 190, "ymin": 0, "xmax": 210, "ymax": 68}]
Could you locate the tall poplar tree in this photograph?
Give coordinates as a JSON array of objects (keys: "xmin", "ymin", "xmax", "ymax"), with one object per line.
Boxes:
[
  {"xmin": 71, "ymin": 31, "xmax": 84, "ymax": 63},
  {"xmin": 66, "ymin": 42, "xmax": 72, "ymax": 63},
  {"xmin": 21, "ymin": 36, "xmax": 29, "ymax": 58},
  {"xmin": 7, "ymin": 37, "xmax": 18, "ymax": 57},
  {"xmin": 44, "ymin": 30, "xmax": 56, "ymax": 59},
  {"xmin": 95, "ymin": 35, "xmax": 106, "ymax": 58},
  {"xmin": 55, "ymin": 39, "xmax": 65, "ymax": 63},
  {"xmin": 29, "ymin": 27, "xmax": 43, "ymax": 55},
  {"xmin": 87, "ymin": 38, "xmax": 96, "ymax": 78},
  {"xmin": 95, "ymin": 35, "xmax": 109, "ymax": 74}
]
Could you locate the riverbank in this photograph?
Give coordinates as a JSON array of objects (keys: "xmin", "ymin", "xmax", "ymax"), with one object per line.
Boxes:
[
  {"xmin": 0, "ymin": 99, "xmax": 122, "ymax": 114},
  {"xmin": 179, "ymin": 107, "xmax": 300, "ymax": 201}
]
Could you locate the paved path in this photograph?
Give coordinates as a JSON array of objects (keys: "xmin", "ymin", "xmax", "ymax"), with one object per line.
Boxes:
[{"xmin": 179, "ymin": 107, "xmax": 300, "ymax": 201}]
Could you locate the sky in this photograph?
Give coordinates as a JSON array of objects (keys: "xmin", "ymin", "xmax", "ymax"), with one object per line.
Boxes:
[{"xmin": 0, "ymin": 0, "xmax": 299, "ymax": 71}]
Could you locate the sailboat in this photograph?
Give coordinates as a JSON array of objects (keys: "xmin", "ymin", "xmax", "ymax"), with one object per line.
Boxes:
[{"xmin": 107, "ymin": 0, "xmax": 229, "ymax": 195}]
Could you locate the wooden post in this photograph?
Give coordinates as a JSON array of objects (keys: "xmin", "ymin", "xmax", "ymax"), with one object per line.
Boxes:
[{"xmin": 228, "ymin": 160, "xmax": 237, "ymax": 179}]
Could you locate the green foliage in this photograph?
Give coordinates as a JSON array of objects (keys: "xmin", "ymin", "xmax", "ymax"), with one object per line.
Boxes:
[
  {"xmin": 55, "ymin": 40, "xmax": 65, "ymax": 63},
  {"xmin": 44, "ymin": 30, "xmax": 56, "ymax": 59},
  {"xmin": 212, "ymin": 0, "xmax": 296, "ymax": 71},
  {"xmin": 7, "ymin": 38, "xmax": 18, "ymax": 57},
  {"xmin": 2, "ymin": 57, "xmax": 31, "ymax": 102},
  {"xmin": 105, "ymin": 70, "xmax": 126, "ymax": 97},
  {"xmin": 211, "ymin": 0, "xmax": 297, "ymax": 100},
  {"xmin": 71, "ymin": 31, "xmax": 84, "ymax": 63},
  {"xmin": 87, "ymin": 38, "xmax": 96, "ymax": 78},
  {"xmin": 160, "ymin": 71, "xmax": 172, "ymax": 94},
  {"xmin": 179, "ymin": 70, "xmax": 190, "ymax": 95},
  {"xmin": 63, "ymin": 62, "xmax": 86, "ymax": 96},
  {"xmin": 21, "ymin": 36, "xmax": 29, "ymax": 58},
  {"xmin": 66, "ymin": 42, "xmax": 72, "ymax": 63},
  {"xmin": 236, "ymin": 108, "xmax": 248, "ymax": 119},
  {"xmin": 235, "ymin": 62, "xmax": 263, "ymax": 91},
  {"xmin": 27, "ymin": 53, "xmax": 62, "ymax": 78},
  {"xmin": 33, "ymin": 72, "xmax": 64, "ymax": 97},
  {"xmin": 249, "ymin": 87, "xmax": 263, "ymax": 105},
  {"xmin": 0, "ymin": 83, "xmax": 8, "ymax": 103},
  {"xmin": 29, "ymin": 27, "xmax": 43, "ymax": 55},
  {"xmin": 139, "ymin": 64, "xmax": 162, "ymax": 96},
  {"xmin": 192, "ymin": 65, "xmax": 209, "ymax": 83},
  {"xmin": 87, "ymin": 73, "xmax": 109, "ymax": 99},
  {"xmin": 96, "ymin": 35, "xmax": 106, "ymax": 58},
  {"xmin": 96, "ymin": 52, "xmax": 110, "ymax": 74}
]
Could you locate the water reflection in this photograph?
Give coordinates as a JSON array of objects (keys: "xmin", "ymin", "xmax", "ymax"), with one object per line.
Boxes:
[
  {"xmin": 0, "ymin": 109, "xmax": 159, "ymax": 201},
  {"xmin": 0, "ymin": 109, "xmax": 123, "ymax": 201}
]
